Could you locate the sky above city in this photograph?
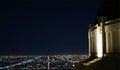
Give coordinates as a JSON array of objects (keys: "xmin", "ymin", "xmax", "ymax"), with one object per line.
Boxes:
[{"xmin": 0, "ymin": 0, "xmax": 102, "ymax": 55}]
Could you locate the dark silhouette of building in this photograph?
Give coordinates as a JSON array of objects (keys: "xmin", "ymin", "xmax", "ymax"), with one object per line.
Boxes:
[
  {"xmin": 98, "ymin": 0, "xmax": 120, "ymax": 20},
  {"xmin": 75, "ymin": 0, "xmax": 120, "ymax": 70}
]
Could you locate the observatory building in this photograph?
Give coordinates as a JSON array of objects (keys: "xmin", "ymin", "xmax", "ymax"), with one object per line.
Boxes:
[{"xmin": 75, "ymin": 0, "xmax": 120, "ymax": 70}]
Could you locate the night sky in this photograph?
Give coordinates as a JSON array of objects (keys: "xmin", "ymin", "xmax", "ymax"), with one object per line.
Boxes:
[{"xmin": 0, "ymin": 0, "xmax": 101, "ymax": 55}]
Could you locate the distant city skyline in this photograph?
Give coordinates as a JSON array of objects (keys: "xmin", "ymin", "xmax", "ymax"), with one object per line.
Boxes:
[{"xmin": 0, "ymin": 55, "xmax": 88, "ymax": 69}]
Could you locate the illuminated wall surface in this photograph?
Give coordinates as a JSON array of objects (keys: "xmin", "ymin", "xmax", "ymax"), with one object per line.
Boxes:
[
  {"xmin": 89, "ymin": 18, "xmax": 120, "ymax": 57},
  {"xmin": 75, "ymin": 19, "xmax": 120, "ymax": 70},
  {"xmin": 96, "ymin": 26, "xmax": 103, "ymax": 57},
  {"xmin": 105, "ymin": 20, "xmax": 120, "ymax": 53}
]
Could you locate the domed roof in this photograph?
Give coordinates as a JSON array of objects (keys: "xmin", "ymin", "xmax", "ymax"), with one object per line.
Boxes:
[{"xmin": 98, "ymin": 0, "xmax": 120, "ymax": 20}]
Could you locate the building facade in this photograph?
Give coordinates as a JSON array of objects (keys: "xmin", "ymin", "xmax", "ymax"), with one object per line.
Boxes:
[{"xmin": 75, "ymin": 0, "xmax": 120, "ymax": 70}]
